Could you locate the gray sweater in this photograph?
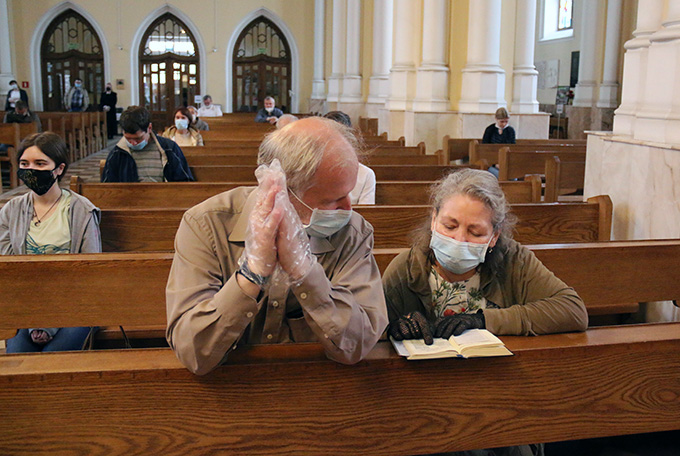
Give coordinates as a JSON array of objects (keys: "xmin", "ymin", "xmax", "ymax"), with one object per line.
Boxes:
[{"xmin": 0, "ymin": 189, "xmax": 101, "ymax": 338}]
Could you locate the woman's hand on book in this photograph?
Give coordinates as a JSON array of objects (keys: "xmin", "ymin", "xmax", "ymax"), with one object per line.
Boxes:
[
  {"xmin": 434, "ymin": 310, "xmax": 486, "ymax": 338},
  {"xmin": 388, "ymin": 311, "xmax": 434, "ymax": 345}
]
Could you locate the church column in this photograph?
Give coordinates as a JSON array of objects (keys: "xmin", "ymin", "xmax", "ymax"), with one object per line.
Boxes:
[
  {"xmin": 412, "ymin": 0, "xmax": 450, "ymax": 111},
  {"xmin": 572, "ymin": 1, "xmax": 602, "ymax": 107},
  {"xmin": 326, "ymin": 0, "xmax": 345, "ymax": 103},
  {"xmin": 339, "ymin": 0, "xmax": 362, "ymax": 102},
  {"xmin": 0, "ymin": 0, "xmax": 15, "ymax": 92},
  {"xmin": 367, "ymin": 0, "xmax": 393, "ymax": 105},
  {"xmin": 511, "ymin": 0, "xmax": 539, "ymax": 114},
  {"xmin": 634, "ymin": 0, "xmax": 680, "ymax": 143},
  {"xmin": 596, "ymin": 0, "xmax": 622, "ymax": 108},
  {"xmin": 311, "ymin": 0, "xmax": 326, "ymax": 100},
  {"xmin": 387, "ymin": 0, "xmax": 419, "ymax": 111},
  {"xmin": 458, "ymin": 0, "xmax": 505, "ymax": 113},
  {"xmin": 613, "ymin": 0, "xmax": 664, "ymax": 135}
]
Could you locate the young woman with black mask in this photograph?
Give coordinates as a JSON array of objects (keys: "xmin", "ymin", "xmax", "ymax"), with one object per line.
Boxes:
[{"xmin": 0, "ymin": 132, "xmax": 101, "ymax": 352}]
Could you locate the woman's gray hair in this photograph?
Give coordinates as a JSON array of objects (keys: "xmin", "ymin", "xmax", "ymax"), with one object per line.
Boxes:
[
  {"xmin": 257, "ymin": 117, "xmax": 360, "ymax": 193},
  {"xmin": 430, "ymin": 168, "xmax": 516, "ymax": 241}
]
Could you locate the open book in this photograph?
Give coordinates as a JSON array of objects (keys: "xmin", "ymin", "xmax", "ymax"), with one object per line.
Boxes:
[{"xmin": 391, "ymin": 329, "xmax": 513, "ymax": 360}]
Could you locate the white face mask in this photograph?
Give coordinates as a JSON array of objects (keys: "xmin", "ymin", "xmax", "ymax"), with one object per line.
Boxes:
[
  {"xmin": 10, "ymin": 84, "xmax": 18, "ymax": 90},
  {"xmin": 291, "ymin": 190, "xmax": 352, "ymax": 238},
  {"xmin": 265, "ymin": 107, "xmax": 274, "ymax": 114},
  {"xmin": 175, "ymin": 118, "xmax": 189, "ymax": 130},
  {"xmin": 429, "ymin": 230, "xmax": 491, "ymax": 275}
]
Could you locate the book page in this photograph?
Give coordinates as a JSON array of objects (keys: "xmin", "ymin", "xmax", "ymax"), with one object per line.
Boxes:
[
  {"xmin": 451, "ymin": 329, "xmax": 503, "ymax": 349},
  {"xmin": 403, "ymin": 338, "xmax": 458, "ymax": 356}
]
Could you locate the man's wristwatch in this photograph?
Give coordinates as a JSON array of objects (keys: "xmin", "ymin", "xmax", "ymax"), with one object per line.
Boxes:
[{"xmin": 237, "ymin": 259, "xmax": 269, "ymax": 287}]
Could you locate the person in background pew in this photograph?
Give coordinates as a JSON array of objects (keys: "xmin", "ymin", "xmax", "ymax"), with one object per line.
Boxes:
[
  {"xmin": 64, "ymin": 78, "xmax": 89, "ymax": 112},
  {"xmin": 99, "ymin": 82, "xmax": 118, "ymax": 139},
  {"xmin": 255, "ymin": 96, "xmax": 284, "ymax": 124},
  {"xmin": 197, "ymin": 95, "xmax": 222, "ymax": 117},
  {"xmin": 166, "ymin": 117, "xmax": 388, "ymax": 375},
  {"xmin": 323, "ymin": 111, "xmax": 376, "ymax": 205},
  {"xmin": 187, "ymin": 106, "xmax": 209, "ymax": 131},
  {"xmin": 161, "ymin": 107, "xmax": 204, "ymax": 147},
  {"xmin": 5, "ymin": 79, "xmax": 29, "ymax": 111},
  {"xmin": 482, "ymin": 107, "xmax": 516, "ymax": 178},
  {"xmin": 3, "ymin": 100, "xmax": 42, "ymax": 132},
  {"xmin": 101, "ymin": 105, "xmax": 193, "ymax": 183},
  {"xmin": 0, "ymin": 132, "xmax": 101, "ymax": 353}
]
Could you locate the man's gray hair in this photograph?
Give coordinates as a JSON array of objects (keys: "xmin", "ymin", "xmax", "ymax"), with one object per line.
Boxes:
[
  {"xmin": 276, "ymin": 114, "xmax": 299, "ymax": 129},
  {"xmin": 264, "ymin": 96, "xmax": 275, "ymax": 103},
  {"xmin": 258, "ymin": 117, "xmax": 360, "ymax": 193},
  {"xmin": 430, "ymin": 168, "xmax": 516, "ymax": 240}
]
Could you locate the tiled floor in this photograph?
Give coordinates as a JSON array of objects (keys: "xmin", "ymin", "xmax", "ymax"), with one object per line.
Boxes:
[{"xmin": 0, "ymin": 137, "xmax": 118, "ymax": 208}]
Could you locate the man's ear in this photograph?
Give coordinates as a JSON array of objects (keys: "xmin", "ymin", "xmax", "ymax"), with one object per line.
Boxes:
[{"xmin": 489, "ymin": 231, "xmax": 500, "ymax": 249}]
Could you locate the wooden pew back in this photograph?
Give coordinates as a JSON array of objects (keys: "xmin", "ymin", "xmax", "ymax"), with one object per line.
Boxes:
[
  {"xmin": 201, "ymin": 126, "xmax": 274, "ymax": 143},
  {"xmin": 469, "ymin": 140, "xmax": 586, "ymax": 164},
  {"xmin": 96, "ymin": 196, "xmax": 609, "ymax": 253}
]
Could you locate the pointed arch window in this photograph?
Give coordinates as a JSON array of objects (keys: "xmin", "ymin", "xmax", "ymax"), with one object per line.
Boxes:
[
  {"xmin": 139, "ymin": 13, "xmax": 200, "ymax": 131},
  {"xmin": 40, "ymin": 10, "xmax": 104, "ymax": 111},
  {"xmin": 232, "ymin": 17, "xmax": 291, "ymax": 113}
]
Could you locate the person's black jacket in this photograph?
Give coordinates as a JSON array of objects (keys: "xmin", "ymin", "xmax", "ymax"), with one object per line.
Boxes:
[
  {"xmin": 5, "ymin": 88, "xmax": 29, "ymax": 110},
  {"xmin": 482, "ymin": 123, "xmax": 516, "ymax": 144},
  {"xmin": 101, "ymin": 134, "xmax": 194, "ymax": 182}
]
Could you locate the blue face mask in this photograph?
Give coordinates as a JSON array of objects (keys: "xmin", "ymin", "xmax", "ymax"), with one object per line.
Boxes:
[
  {"xmin": 126, "ymin": 138, "xmax": 148, "ymax": 151},
  {"xmin": 175, "ymin": 118, "xmax": 189, "ymax": 130},
  {"xmin": 429, "ymin": 230, "xmax": 492, "ymax": 275},
  {"xmin": 74, "ymin": 82, "xmax": 82, "ymax": 89},
  {"xmin": 291, "ymin": 190, "xmax": 352, "ymax": 238}
]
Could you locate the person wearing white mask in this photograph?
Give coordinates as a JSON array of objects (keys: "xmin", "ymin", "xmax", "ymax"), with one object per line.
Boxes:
[
  {"xmin": 166, "ymin": 117, "xmax": 388, "ymax": 375},
  {"xmin": 254, "ymin": 96, "xmax": 284, "ymax": 124},
  {"xmin": 5, "ymin": 80, "xmax": 29, "ymax": 111},
  {"xmin": 197, "ymin": 95, "xmax": 222, "ymax": 117},
  {"xmin": 64, "ymin": 78, "xmax": 89, "ymax": 112},
  {"xmin": 383, "ymin": 168, "xmax": 587, "ymax": 347},
  {"xmin": 161, "ymin": 107, "xmax": 204, "ymax": 147}
]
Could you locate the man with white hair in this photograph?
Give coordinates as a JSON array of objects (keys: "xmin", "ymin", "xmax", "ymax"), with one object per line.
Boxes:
[
  {"xmin": 255, "ymin": 96, "xmax": 284, "ymax": 124},
  {"xmin": 166, "ymin": 117, "xmax": 388, "ymax": 375},
  {"xmin": 197, "ymin": 95, "xmax": 223, "ymax": 117}
]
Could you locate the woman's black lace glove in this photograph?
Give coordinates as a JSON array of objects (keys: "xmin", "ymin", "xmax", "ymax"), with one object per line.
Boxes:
[
  {"xmin": 388, "ymin": 311, "xmax": 434, "ymax": 345},
  {"xmin": 433, "ymin": 310, "xmax": 486, "ymax": 338}
]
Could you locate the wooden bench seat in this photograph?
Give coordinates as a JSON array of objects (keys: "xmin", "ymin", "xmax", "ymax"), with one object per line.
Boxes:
[
  {"xmin": 0, "ymin": 122, "xmax": 38, "ymax": 188},
  {"xmin": 441, "ymin": 136, "xmax": 586, "ymax": 162},
  {"xmin": 2, "ymin": 323, "xmax": 680, "ymax": 455},
  {"xmin": 183, "ymin": 154, "xmax": 443, "ymax": 167},
  {"xmin": 97, "ymin": 196, "xmax": 610, "ymax": 252},
  {"xmin": 469, "ymin": 140, "xmax": 586, "ymax": 165}
]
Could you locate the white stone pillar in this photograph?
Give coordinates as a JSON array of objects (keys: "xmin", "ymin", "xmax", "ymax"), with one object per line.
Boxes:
[
  {"xmin": 311, "ymin": 0, "xmax": 326, "ymax": 99},
  {"xmin": 511, "ymin": 0, "xmax": 539, "ymax": 114},
  {"xmin": 458, "ymin": 0, "xmax": 505, "ymax": 113},
  {"xmin": 572, "ymin": 1, "xmax": 602, "ymax": 107},
  {"xmin": 635, "ymin": 0, "xmax": 680, "ymax": 143},
  {"xmin": 596, "ymin": 0, "xmax": 623, "ymax": 108},
  {"xmin": 367, "ymin": 0, "xmax": 393, "ymax": 104},
  {"xmin": 0, "ymin": 0, "xmax": 15, "ymax": 90},
  {"xmin": 387, "ymin": 0, "xmax": 419, "ymax": 110},
  {"xmin": 340, "ymin": 0, "xmax": 362, "ymax": 102},
  {"xmin": 327, "ymin": 0, "xmax": 345, "ymax": 103},
  {"xmin": 413, "ymin": 0, "xmax": 450, "ymax": 111},
  {"xmin": 613, "ymin": 0, "xmax": 664, "ymax": 135}
]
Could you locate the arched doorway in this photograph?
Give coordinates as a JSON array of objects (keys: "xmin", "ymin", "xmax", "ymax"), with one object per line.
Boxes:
[
  {"xmin": 40, "ymin": 9, "xmax": 104, "ymax": 112},
  {"xmin": 232, "ymin": 16, "xmax": 291, "ymax": 113},
  {"xmin": 139, "ymin": 13, "xmax": 200, "ymax": 131}
]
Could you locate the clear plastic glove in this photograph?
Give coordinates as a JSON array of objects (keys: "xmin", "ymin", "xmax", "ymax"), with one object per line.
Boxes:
[
  {"xmin": 274, "ymin": 190, "xmax": 315, "ymax": 284},
  {"xmin": 241, "ymin": 159, "xmax": 287, "ymax": 278}
]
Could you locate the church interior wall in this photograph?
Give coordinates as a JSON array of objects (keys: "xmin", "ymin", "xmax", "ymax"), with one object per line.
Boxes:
[
  {"xmin": 446, "ymin": 0, "xmax": 469, "ymax": 112},
  {"xmin": 7, "ymin": 0, "xmax": 316, "ymax": 112}
]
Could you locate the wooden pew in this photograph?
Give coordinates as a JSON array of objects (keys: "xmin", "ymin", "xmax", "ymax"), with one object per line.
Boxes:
[
  {"xmin": 358, "ymin": 116, "xmax": 378, "ymax": 135},
  {"xmin": 72, "ymin": 177, "xmax": 546, "ymax": 208},
  {"xmin": 1, "ymin": 240, "xmax": 676, "ymax": 340},
  {"xmin": 188, "ymin": 164, "xmax": 485, "ymax": 183},
  {"xmin": 97, "ymin": 195, "xmax": 609, "ymax": 252},
  {"xmin": 184, "ymin": 154, "xmax": 443, "ymax": 167},
  {"xmin": 469, "ymin": 140, "xmax": 586, "ymax": 165},
  {"xmin": 0, "ymin": 122, "xmax": 38, "ymax": 188},
  {"xmin": 441, "ymin": 136, "xmax": 587, "ymax": 163},
  {"xmin": 367, "ymin": 141, "xmax": 425, "ymax": 155},
  {"xmin": 201, "ymin": 126, "xmax": 275, "ymax": 143},
  {"xmin": 363, "ymin": 135, "xmax": 405, "ymax": 147}
]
